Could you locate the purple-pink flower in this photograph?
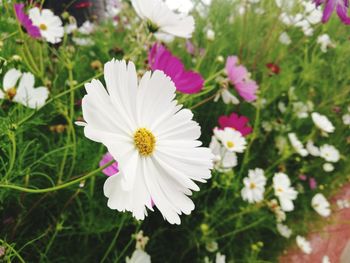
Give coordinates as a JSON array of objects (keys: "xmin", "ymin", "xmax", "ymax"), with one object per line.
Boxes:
[
  {"xmin": 225, "ymin": 56, "xmax": 258, "ymax": 102},
  {"xmin": 14, "ymin": 4, "xmax": 41, "ymax": 38},
  {"xmin": 218, "ymin": 112, "xmax": 253, "ymax": 136},
  {"xmin": 99, "ymin": 152, "xmax": 119, "ymax": 177},
  {"xmin": 314, "ymin": 0, "xmax": 350, "ymax": 24},
  {"xmin": 148, "ymin": 43, "xmax": 204, "ymax": 94}
]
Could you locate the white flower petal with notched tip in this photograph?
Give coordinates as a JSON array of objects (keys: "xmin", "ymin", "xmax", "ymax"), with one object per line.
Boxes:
[
  {"xmin": 311, "ymin": 112, "xmax": 335, "ymax": 133},
  {"xmin": 288, "ymin": 133, "xmax": 308, "ymax": 157},
  {"xmin": 306, "ymin": 140, "xmax": 320, "ymax": 156},
  {"xmin": 3, "ymin": 68, "xmax": 22, "ymax": 90},
  {"xmin": 29, "ymin": 7, "xmax": 64, "ymax": 44},
  {"xmin": 296, "ymin": 235, "xmax": 312, "ymax": 254},
  {"xmin": 81, "ymin": 59, "xmax": 213, "ymax": 224},
  {"xmin": 273, "ymin": 173, "xmax": 298, "ymax": 212},
  {"xmin": 126, "ymin": 249, "xmax": 151, "ymax": 263},
  {"xmin": 312, "ymin": 193, "xmax": 331, "ymax": 217},
  {"xmin": 131, "ymin": 0, "xmax": 195, "ymax": 38},
  {"xmin": 277, "ymin": 223, "xmax": 292, "ymax": 238}
]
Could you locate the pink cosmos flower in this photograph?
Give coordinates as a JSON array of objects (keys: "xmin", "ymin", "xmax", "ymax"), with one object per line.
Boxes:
[
  {"xmin": 99, "ymin": 152, "xmax": 118, "ymax": 177},
  {"xmin": 148, "ymin": 43, "xmax": 204, "ymax": 94},
  {"xmin": 225, "ymin": 56, "xmax": 258, "ymax": 102},
  {"xmin": 309, "ymin": 177, "xmax": 318, "ymax": 190},
  {"xmin": 14, "ymin": 4, "xmax": 41, "ymax": 38},
  {"xmin": 314, "ymin": 0, "xmax": 350, "ymax": 24},
  {"xmin": 218, "ymin": 112, "xmax": 253, "ymax": 136}
]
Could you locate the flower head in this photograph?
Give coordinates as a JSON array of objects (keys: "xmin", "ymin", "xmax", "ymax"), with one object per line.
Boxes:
[
  {"xmin": 296, "ymin": 235, "xmax": 312, "ymax": 254},
  {"xmin": 99, "ymin": 152, "xmax": 119, "ymax": 176},
  {"xmin": 277, "ymin": 223, "xmax": 292, "ymax": 238},
  {"xmin": 148, "ymin": 43, "xmax": 204, "ymax": 94},
  {"xmin": 288, "ymin": 133, "xmax": 308, "ymax": 157},
  {"xmin": 213, "ymin": 127, "xmax": 247, "ymax": 153},
  {"xmin": 0, "ymin": 68, "xmax": 49, "ymax": 108},
  {"xmin": 312, "ymin": 193, "xmax": 331, "ymax": 217},
  {"xmin": 241, "ymin": 168, "xmax": 266, "ymax": 203},
  {"xmin": 79, "ymin": 59, "xmax": 213, "ymax": 224},
  {"xmin": 209, "ymin": 135, "xmax": 237, "ymax": 172},
  {"xmin": 218, "ymin": 113, "xmax": 253, "ymax": 136},
  {"xmin": 29, "ymin": 7, "xmax": 64, "ymax": 44},
  {"xmin": 225, "ymin": 56, "xmax": 258, "ymax": 102},
  {"xmin": 14, "ymin": 4, "xmax": 41, "ymax": 38},
  {"xmin": 131, "ymin": 0, "xmax": 195, "ymax": 38},
  {"xmin": 320, "ymin": 144, "xmax": 340, "ymax": 162},
  {"xmin": 311, "ymin": 112, "xmax": 335, "ymax": 133},
  {"xmin": 273, "ymin": 173, "xmax": 298, "ymax": 212},
  {"xmin": 314, "ymin": 0, "xmax": 350, "ymax": 25}
]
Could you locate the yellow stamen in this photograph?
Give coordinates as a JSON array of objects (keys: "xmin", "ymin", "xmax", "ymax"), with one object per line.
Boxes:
[
  {"xmin": 226, "ymin": 141, "xmax": 234, "ymax": 148},
  {"xmin": 134, "ymin": 128, "xmax": 156, "ymax": 156},
  {"xmin": 39, "ymin": 24, "xmax": 47, "ymax": 30},
  {"xmin": 250, "ymin": 182, "xmax": 256, "ymax": 189},
  {"xmin": 6, "ymin": 87, "xmax": 17, "ymax": 100}
]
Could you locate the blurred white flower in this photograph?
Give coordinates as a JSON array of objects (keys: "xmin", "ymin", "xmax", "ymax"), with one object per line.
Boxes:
[
  {"xmin": 342, "ymin": 113, "xmax": 350, "ymax": 126},
  {"xmin": 288, "ymin": 133, "xmax": 308, "ymax": 157},
  {"xmin": 323, "ymin": 163, "xmax": 334, "ymax": 172},
  {"xmin": 320, "ymin": 144, "xmax": 340, "ymax": 163},
  {"xmin": 279, "ymin": 32, "xmax": 291, "ymax": 45},
  {"xmin": 312, "ymin": 193, "xmax": 331, "ymax": 217},
  {"xmin": 131, "ymin": 0, "xmax": 194, "ymax": 38},
  {"xmin": 214, "ymin": 89, "xmax": 240, "ymax": 105},
  {"xmin": 214, "ymin": 128, "xmax": 247, "ymax": 153},
  {"xmin": 337, "ymin": 199, "xmax": 350, "ymax": 209},
  {"xmin": 64, "ymin": 18, "xmax": 78, "ymax": 34},
  {"xmin": 126, "ymin": 249, "xmax": 151, "ymax": 263},
  {"xmin": 206, "ymin": 29, "xmax": 215, "ymax": 41},
  {"xmin": 273, "ymin": 173, "xmax": 298, "ymax": 212},
  {"xmin": 210, "ymin": 136, "xmax": 238, "ymax": 172},
  {"xmin": 0, "ymin": 68, "xmax": 49, "ymax": 108},
  {"xmin": 293, "ymin": 101, "xmax": 313, "ymax": 119},
  {"xmin": 296, "ymin": 235, "xmax": 312, "ymax": 254},
  {"xmin": 215, "ymin": 252, "xmax": 226, "ymax": 263},
  {"xmin": 311, "ymin": 112, "xmax": 335, "ymax": 134},
  {"xmin": 241, "ymin": 168, "xmax": 267, "ymax": 203},
  {"xmin": 78, "ymin": 21, "xmax": 95, "ymax": 35},
  {"xmin": 29, "ymin": 7, "xmax": 64, "ymax": 44},
  {"xmin": 72, "ymin": 37, "xmax": 94, "ymax": 46},
  {"xmin": 322, "ymin": 255, "xmax": 331, "ymax": 263},
  {"xmin": 317, "ymin": 34, "xmax": 336, "ymax": 53},
  {"xmin": 268, "ymin": 199, "xmax": 287, "ymax": 222},
  {"xmin": 277, "ymin": 223, "xmax": 292, "ymax": 238},
  {"xmin": 306, "ymin": 140, "xmax": 320, "ymax": 156},
  {"xmin": 275, "ymin": 0, "xmax": 295, "ymax": 10},
  {"xmin": 205, "ymin": 240, "xmax": 218, "ymax": 252}
]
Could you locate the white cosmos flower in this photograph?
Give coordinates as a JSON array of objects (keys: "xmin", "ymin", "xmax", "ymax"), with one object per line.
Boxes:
[
  {"xmin": 311, "ymin": 112, "xmax": 335, "ymax": 134},
  {"xmin": 279, "ymin": 32, "xmax": 292, "ymax": 45},
  {"xmin": 241, "ymin": 168, "xmax": 266, "ymax": 204},
  {"xmin": 0, "ymin": 68, "xmax": 49, "ymax": 108},
  {"xmin": 320, "ymin": 144, "xmax": 340, "ymax": 163},
  {"xmin": 323, "ymin": 163, "xmax": 334, "ymax": 172},
  {"xmin": 312, "ymin": 193, "xmax": 331, "ymax": 217},
  {"xmin": 342, "ymin": 113, "xmax": 350, "ymax": 126},
  {"xmin": 317, "ymin": 34, "xmax": 335, "ymax": 53},
  {"xmin": 322, "ymin": 256, "xmax": 331, "ymax": 263},
  {"xmin": 296, "ymin": 235, "xmax": 312, "ymax": 254},
  {"xmin": 273, "ymin": 173, "xmax": 298, "ymax": 212},
  {"xmin": 306, "ymin": 140, "xmax": 320, "ymax": 156},
  {"xmin": 214, "ymin": 89, "xmax": 240, "ymax": 105},
  {"xmin": 131, "ymin": 0, "xmax": 195, "ymax": 38},
  {"xmin": 78, "ymin": 21, "xmax": 95, "ymax": 35},
  {"xmin": 209, "ymin": 136, "xmax": 237, "ymax": 172},
  {"xmin": 277, "ymin": 223, "xmax": 292, "ymax": 238},
  {"xmin": 215, "ymin": 253, "xmax": 226, "ymax": 263},
  {"xmin": 80, "ymin": 59, "xmax": 213, "ymax": 224},
  {"xmin": 29, "ymin": 7, "xmax": 64, "ymax": 44},
  {"xmin": 126, "ymin": 249, "xmax": 151, "ymax": 263},
  {"xmin": 288, "ymin": 133, "xmax": 308, "ymax": 157},
  {"xmin": 214, "ymin": 127, "xmax": 247, "ymax": 153}
]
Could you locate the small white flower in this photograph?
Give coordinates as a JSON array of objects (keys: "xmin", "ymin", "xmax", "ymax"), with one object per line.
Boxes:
[
  {"xmin": 312, "ymin": 193, "xmax": 331, "ymax": 217},
  {"xmin": 296, "ymin": 235, "xmax": 312, "ymax": 254},
  {"xmin": 320, "ymin": 144, "xmax": 340, "ymax": 163},
  {"xmin": 342, "ymin": 113, "xmax": 350, "ymax": 126},
  {"xmin": 293, "ymin": 101, "xmax": 313, "ymax": 119},
  {"xmin": 0, "ymin": 69, "xmax": 49, "ymax": 108},
  {"xmin": 273, "ymin": 173, "xmax": 298, "ymax": 212},
  {"xmin": 131, "ymin": 0, "xmax": 195, "ymax": 38},
  {"xmin": 311, "ymin": 112, "xmax": 335, "ymax": 133},
  {"xmin": 72, "ymin": 37, "xmax": 94, "ymax": 46},
  {"xmin": 209, "ymin": 136, "xmax": 237, "ymax": 172},
  {"xmin": 277, "ymin": 223, "xmax": 292, "ymax": 238},
  {"xmin": 29, "ymin": 7, "xmax": 64, "ymax": 44},
  {"xmin": 241, "ymin": 168, "xmax": 266, "ymax": 204},
  {"xmin": 288, "ymin": 133, "xmax": 308, "ymax": 157},
  {"xmin": 214, "ymin": 128, "xmax": 247, "ymax": 153},
  {"xmin": 337, "ymin": 199, "xmax": 350, "ymax": 209},
  {"xmin": 205, "ymin": 240, "xmax": 218, "ymax": 252},
  {"xmin": 306, "ymin": 140, "xmax": 320, "ymax": 156},
  {"xmin": 78, "ymin": 21, "xmax": 95, "ymax": 35},
  {"xmin": 126, "ymin": 249, "xmax": 151, "ymax": 263},
  {"xmin": 278, "ymin": 101, "xmax": 287, "ymax": 113},
  {"xmin": 323, "ymin": 163, "xmax": 334, "ymax": 172},
  {"xmin": 214, "ymin": 89, "xmax": 239, "ymax": 105},
  {"xmin": 322, "ymin": 255, "xmax": 331, "ymax": 263},
  {"xmin": 215, "ymin": 252, "xmax": 226, "ymax": 263},
  {"xmin": 317, "ymin": 34, "xmax": 335, "ymax": 53},
  {"xmin": 279, "ymin": 32, "xmax": 291, "ymax": 45},
  {"xmin": 206, "ymin": 29, "xmax": 215, "ymax": 41},
  {"xmin": 64, "ymin": 19, "xmax": 78, "ymax": 34},
  {"xmin": 80, "ymin": 59, "xmax": 213, "ymax": 224}
]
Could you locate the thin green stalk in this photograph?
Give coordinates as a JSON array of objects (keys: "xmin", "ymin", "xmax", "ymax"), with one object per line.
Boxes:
[
  {"xmin": 5, "ymin": 132, "xmax": 16, "ymax": 179},
  {"xmin": 0, "ymin": 160, "xmax": 114, "ymax": 194}
]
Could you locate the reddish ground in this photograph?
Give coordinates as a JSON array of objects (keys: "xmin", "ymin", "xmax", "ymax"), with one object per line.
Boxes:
[{"xmin": 280, "ymin": 183, "xmax": 350, "ymax": 263}]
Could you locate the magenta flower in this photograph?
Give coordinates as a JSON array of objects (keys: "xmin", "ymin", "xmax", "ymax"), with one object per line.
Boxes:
[
  {"xmin": 99, "ymin": 152, "xmax": 119, "ymax": 177},
  {"xmin": 148, "ymin": 43, "xmax": 204, "ymax": 94},
  {"xmin": 225, "ymin": 56, "xmax": 258, "ymax": 102},
  {"xmin": 218, "ymin": 112, "xmax": 253, "ymax": 136},
  {"xmin": 309, "ymin": 177, "xmax": 318, "ymax": 190},
  {"xmin": 14, "ymin": 4, "xmax": 41, "ymax": 38},
  {"xmin": 314, "ymin": 0, "xmax": 350, "ymax": 24}
]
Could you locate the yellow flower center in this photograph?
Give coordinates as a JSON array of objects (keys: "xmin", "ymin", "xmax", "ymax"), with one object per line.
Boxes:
[
  {"xmin": 134, "ymin": 128, "xmax": 156, "ymax": 156},
  {"xmin": 250, "ymin": 182, "xmax": 256, "ymax": 189},
  {"xmin": 6, "ymin": 87, "xmax": 17, "ymax": 100},
  {"xmin": 226, "ymin": 141, "xmax": 234, "ymax": 148},
  {"xmin": 277, "ymin": 188, "xmax": 283, "ymax": 193},
  {"xmin": 39, "ymin": 24, "xmax": 47, "ymax": 31}
]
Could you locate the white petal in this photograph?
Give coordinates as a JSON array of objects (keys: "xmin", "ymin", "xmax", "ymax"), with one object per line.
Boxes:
[{"xmin": 3, "ymin": 69, "xmax": 22, "ymax": 90}]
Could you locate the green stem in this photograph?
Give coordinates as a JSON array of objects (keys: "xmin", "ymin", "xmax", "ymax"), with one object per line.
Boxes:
[
  {"xmin": 5, "ymin": 132, "xmax": 16, "ymax": 179},
  {"xmin": 0, "ymin": 160, "xmax": 114, "ymax": 194}
]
